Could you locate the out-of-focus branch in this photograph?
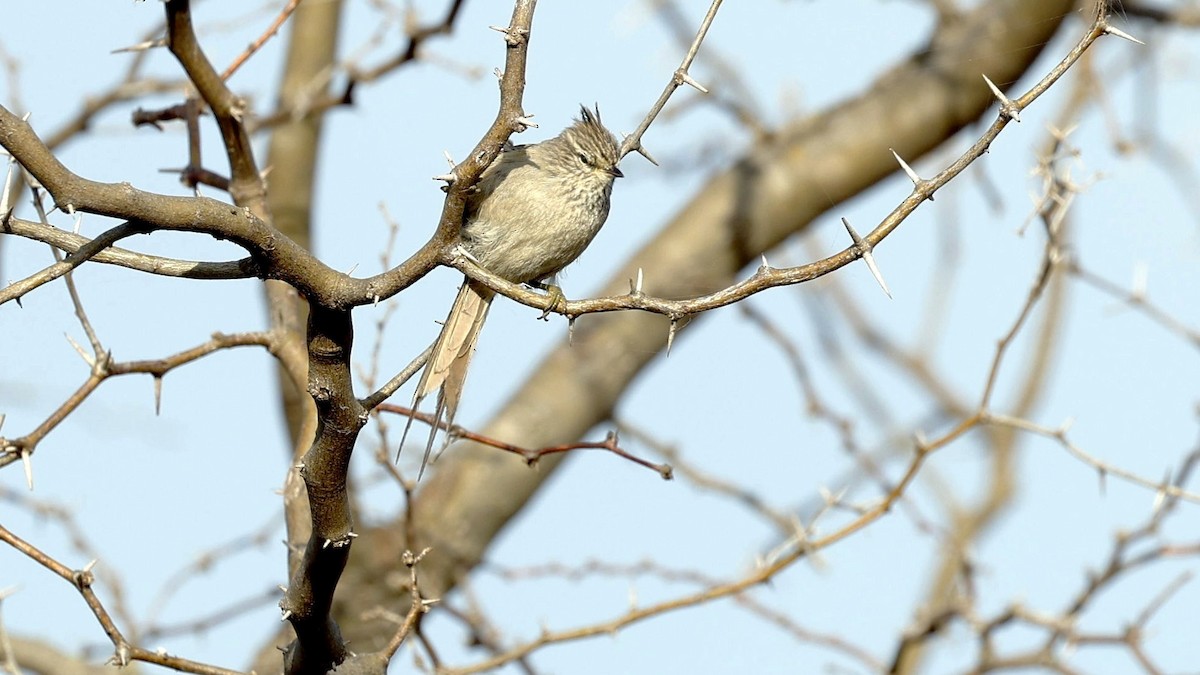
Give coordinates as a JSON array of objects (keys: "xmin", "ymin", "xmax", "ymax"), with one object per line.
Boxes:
[{"xmin": 0, "ymin": 636, "xmax": 112, "ymax": 675}]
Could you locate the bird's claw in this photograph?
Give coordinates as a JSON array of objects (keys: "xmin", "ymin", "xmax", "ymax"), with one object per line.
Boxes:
[{"xmin": 539, "ymin": 284, "xmax": 566, "ymax": 320}]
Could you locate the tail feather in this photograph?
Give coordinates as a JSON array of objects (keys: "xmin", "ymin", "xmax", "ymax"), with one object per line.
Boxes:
[{"xmin": 398, "ymin": 279, "xmax": 493, "ymax": 478}]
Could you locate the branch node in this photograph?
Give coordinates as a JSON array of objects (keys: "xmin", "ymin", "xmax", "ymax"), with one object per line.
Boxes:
[
  {"xmin": 982, "ymin": 74, "xmax": 1022, "ymax": 122},
  {"xmin": 675, "ymin": 69, "xmax": 709, "ymax": 94},
  {"xmin": 108, "ymin": 642, "xmax": 131, "ymax": 668}
]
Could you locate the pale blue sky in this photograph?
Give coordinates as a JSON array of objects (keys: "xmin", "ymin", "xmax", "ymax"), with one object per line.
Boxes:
[{"xmin": 2, "ymin": 2, "xmax": 1199, "ymax": 673}]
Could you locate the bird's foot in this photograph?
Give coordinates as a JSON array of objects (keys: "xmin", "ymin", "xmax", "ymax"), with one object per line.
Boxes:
[{"xmin": 538, "ymin": 284, "xmax": 567, "ymax": 320}]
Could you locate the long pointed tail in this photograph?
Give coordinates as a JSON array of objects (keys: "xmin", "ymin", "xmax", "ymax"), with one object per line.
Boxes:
[{"xmin": 398, "ymin": 278, "xmax": 493, "ymax": 478}]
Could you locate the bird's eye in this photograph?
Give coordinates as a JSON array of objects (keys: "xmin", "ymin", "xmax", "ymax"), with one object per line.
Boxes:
[{"xmin": 577, "ymin": 152, "xmax": 593, "ymax": 167}]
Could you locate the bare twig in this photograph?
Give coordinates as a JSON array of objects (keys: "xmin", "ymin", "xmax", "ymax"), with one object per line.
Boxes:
[{"xmin": 221, "ymin": 0, "xmax": 302, "ymax": 80}]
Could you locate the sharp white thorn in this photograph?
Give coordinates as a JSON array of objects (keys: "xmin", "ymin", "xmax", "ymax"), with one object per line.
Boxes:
[
  {"xmin": 982, "ymin": 74, "xmax": 1007, "ymax": 103},
  {"xmin": 861, "ymin": 248, "xmax": 892, "ymax": 299},
  {"xmin": 678, "ymin": 71, "xmax": 709, "ymax": 94},
  {"xmin": 21, "ymin": 449, "xmax": 33, "ymax": 490},
  {"xmin": 982, "ymin": 74, "xmax": 1022, "ymax": 121},
  {"xmin": 64, "ymin": 334, "xmax": 94, "ymax": 366},
  {"xmin": 0, "ymin": 160, "xmax": 14, "ymax": 215},
  {"xmin": 890, "ymin": 148, "xmax": 921, "ymax": 184},
  {"xmin": 1131, "ymin": 262, "xmax": 1148, "ymax": 299},
  {"xmin": 1104, "ymin": 24, "xmax": 1144, "ymax": 45}
]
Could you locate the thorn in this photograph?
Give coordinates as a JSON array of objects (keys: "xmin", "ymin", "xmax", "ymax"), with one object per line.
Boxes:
[
  {"xmin": 0, "ymin": 159, "xmax": 14, "ymax": 216},
  {"xmin": 860, "ymin": 249, "xmax": 891, "ymax": 299},
  {"xmin": 278, "ymin": 585, "xmax": 288, "ymax": 593},
  {"xmin": 111, "ymin": 38, "xmax": 166, "ymax": 54},
  {"xmin": 373, "ymin": 294, "xmax": 380, "ymax": 307},
  {"xmin": 347, "ymin": 531, "xmax": 358, "ymax": 538},
  {"xmin": 1047, "ymin": 122, "xmax": 1079, "ymax": 143},
  {"xmin": 515, "ymin": 114, "xmax": 538, "ymax": 131},
  {"xmin": 890, "ymin": 148, "xmax": 921, "ymax": 185},
  {"xmin": 153, "ymin": 375, "xmax": 163, "ymax": 416},
  {"xmin": 489, "ymin": 25, "xmax": 527, "ymax": 45},
  {"xmin": 676, "ymin": 70, "xmax": 709, "ymax": 94},
  {"xmin": 21, "ymin": 449, "xmax": 33, "ymax": 490},
  {"xmin": 666, "ymin": 318, "xmax": 678, "ymax": 356},
  {"xmin": 64, "ymin": 334, "xmax": 94, "ymax": 367},
  {"xmin": 443, "ymin": 150, "xmax": 455, "ymax": 167},
  {"xmin": 83, "ymin": 559, "xmax": 98, "ymax": 574},
  {"xmin": 914, "ymin": 430, "xmax": 929, "ymax": 452},
  {"xmin": 567, "ymin": 316, "xmax": 576, "ymax": 346},
  {"xmin": 841, "ymin": 218, "xmax": 891, "ymax": 298},
  {"xmin": 1096, "ymin": 467, "xmax": 1107, "ymax": 496},
  {"xmin": 281, "ymin": 609, "xmax": 292, "ymax": 622},
  {"xmin": 817, "ymin": 485, "xmax": 834, "ymax": 506},
  {"xmin": 1102, "ymin": 23, "xmax": 1144, "ymax": 45},
  {"xmin": 1057, "ymin": 417, "xmax": 1075, "ymax": 436},
  {"xmin": 1152, "ymin": 470, "xmax": 1170, "ymax": 513},
  {"xmin": 759, "ymin": 254, "xmax": 771, "ymax": 272},
  {"xmin": 0, "ymin": 413, "xmax": 5, "ymax": 433},
  {"xmin": 982, "ymin": 74, "xmax": 1021, "ymax": 122},
  {"xmin": 632, "ymin": 141, "xmax": 659, "ymax": 167},
  {"xmin": 635, "ymin": 268, "xmax": 644, "ymax": 294},
  {"xmin": 432, "ymin": 172, "xmax": 457, "ymax": 183},
  {"xmin": 1131, "ymin": 262, "xmax": 1148, "ymax": 301}
]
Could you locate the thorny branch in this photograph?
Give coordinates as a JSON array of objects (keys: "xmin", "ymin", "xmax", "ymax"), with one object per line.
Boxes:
[
  {"xmin": 446, "ymin": 6, "xmax": 1135, "ymax": 327},
  {"xmin": 0, "ymin": 330, "xmax": 276, "ymax": 473},
  {"xmin": 0, "ymin": 523, "xmax": 244, "ymax": 675},
  {"xmin": 379, "ymin": 404, "xmax": 672, "ymax": 478}
]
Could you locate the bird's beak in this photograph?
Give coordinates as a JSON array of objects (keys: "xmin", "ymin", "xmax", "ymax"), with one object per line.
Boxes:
[{"xmin": 610, "ymin": 166, "xmax": 624, "ymax": 179}]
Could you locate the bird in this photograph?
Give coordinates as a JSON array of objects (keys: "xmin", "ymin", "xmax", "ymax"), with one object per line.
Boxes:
[{"xmin": 400, "ymin": 104, "xmax": 623, "ymax": 477}]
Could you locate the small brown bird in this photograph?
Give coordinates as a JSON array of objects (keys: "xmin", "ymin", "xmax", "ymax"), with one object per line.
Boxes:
[{"xmin": 401, "ymin": 105, "xmax": 623, "ymax": 477}]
